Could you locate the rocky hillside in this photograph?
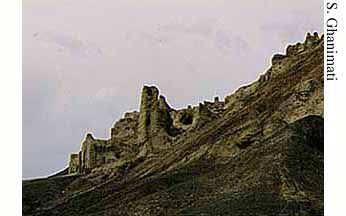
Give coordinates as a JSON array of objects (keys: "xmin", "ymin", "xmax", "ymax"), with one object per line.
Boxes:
[{"xmin": 23, "ymin": 32, "xmax": 324, "ymax": 216}]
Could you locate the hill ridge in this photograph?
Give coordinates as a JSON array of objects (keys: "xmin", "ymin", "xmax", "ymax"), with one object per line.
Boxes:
[{"xmin": 23, "ymin": 32, "xmax": 324, "ymax": 216}]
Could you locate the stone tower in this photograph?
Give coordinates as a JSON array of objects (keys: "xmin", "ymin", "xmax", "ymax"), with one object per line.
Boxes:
[{"xmin": 137, "ymin": 86, "xmax": 174, "ymax": 150}]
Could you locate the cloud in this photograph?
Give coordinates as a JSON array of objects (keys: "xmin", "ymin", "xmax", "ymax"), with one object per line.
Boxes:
[
  {"xmin": 33, "ymin": 31, "xmax": 102, "ymax": 57},
  {"xmin": 124, "ymin": 18, "xmax": 251, "ymax": 58}
]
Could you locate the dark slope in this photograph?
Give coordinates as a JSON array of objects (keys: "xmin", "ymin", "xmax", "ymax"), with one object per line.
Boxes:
[
  {"xmin": 22, "ymin": 175, "xmax": 79, "ymax": 214},
  {"xmin": 23, "ymin": 116, "xmax": 323, "ymax": 216}
]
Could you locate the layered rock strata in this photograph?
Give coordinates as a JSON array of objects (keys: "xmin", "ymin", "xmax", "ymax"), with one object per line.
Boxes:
[{"xmin": 68, "ymin": 86, "xmax": 226, "ymax": 174}]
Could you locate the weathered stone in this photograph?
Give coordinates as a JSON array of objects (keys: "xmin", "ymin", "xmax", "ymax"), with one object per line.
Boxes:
[
  {"xmin": 171, "ymin": 107, "xmax": 195, "ymax": 131},
  {"xmin": 194, "ymin": 103, "xmax": 214, "ymax": 128},
  {"xmin": 77, "ymin": 133, "xmax": 121, "ymax": 174},
  {"xmin": 68, "ymin": 154, "xmax": 80, "ymax": 174},
  {"xmin": 138, "ymin": 86, "xmax": 160, "ymax": 144},
  {"xmin": 80, "ymin": 133, "xmax": 98, "ymax": 173},
  {"xmin": 271, "ymin": 53, "xmax": 286, "ymax": 65},
  {"xmin": 305, "ymin": 32, "xmax": 320, "ymax": 47},
  {"xmin": 151, "ymin": 95, "xmax": 173, "ymax": 135},
  {"xmin": 65, "ymin": 32, "xmax": 323, "ymax": 176},
  {"xmin": 111, "ymin": 112, "xmax": 139, "ymax": 142},
  {"xmin": 24, "ymin": 33, "xmax": 324, "ymax": 216}
]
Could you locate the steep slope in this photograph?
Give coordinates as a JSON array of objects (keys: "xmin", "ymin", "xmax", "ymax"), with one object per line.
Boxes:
[{"xmin": 23, "ymin": 32, "xmax": 324, "ymax": 216}]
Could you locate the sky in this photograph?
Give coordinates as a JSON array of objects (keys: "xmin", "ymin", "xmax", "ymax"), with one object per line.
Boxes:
[{"xmin": 23, "ymin": 0, "xmax": 323, "ymax": 178}]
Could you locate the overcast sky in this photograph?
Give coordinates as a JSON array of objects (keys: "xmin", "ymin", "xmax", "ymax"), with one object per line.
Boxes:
[{"xmin": 23, "ymin": 0, "xmax": 323, "ymax": 178}]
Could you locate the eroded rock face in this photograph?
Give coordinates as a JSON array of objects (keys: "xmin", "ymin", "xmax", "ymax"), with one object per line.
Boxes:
[
  {"xmin": 68, "ymin": 154, "xmax": 79, "ymax": 174},
  {"xmin": 76, "ymin": 133, "xmax": 121, "ymax": 174},
  {"xmin": 138, "ymin": 86, "xmax": 160, "ymax": 144},
  {"xmin": 111, "ymin": 111, "xmax": 139, "ymax": 140},
  {"xmin": 68, "ymin": 86, "xmax": 226, "ymax": 174},
  {"xmin": 137, "ymin": 86, "xmax": 176, "ymax": 153},
  {"xmin": 67, "ymin": 32, "xmax": 323, "ymax": 176},
  {"xmin": 80, "ymin": 133, "xmax": 97, "ymax": 173},
  {"xmin": 136, "ymin": 86, "xmax": 175, "ymax": 140},
  {"xmin": 26, "ymin": 33, "xmax": 323, "ymax": 216}
]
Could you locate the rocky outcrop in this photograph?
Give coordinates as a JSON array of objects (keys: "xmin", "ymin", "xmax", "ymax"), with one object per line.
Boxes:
[
  {"xmin": 138, "ymin": 86, "xmax": 160, "ymax": 144},
  {"xmin": 68, "ymin": 154, "xmax": 80, "ymax": 174},
  {"xmin": 67, "ymin": 33, "xmax": 323, "ymax": 176},
  {"xmin": 76, "ymin": 133, "xmax": 121, "ymax": 174},
  {"xmin": 68, "ymin": 85, "xmax": 227, "ymax": 174},
  {"xmin": 24, "ymin": 33, "xmax": 324, "ymax": 216},
  {"xmin": 69, "ymin": 35, "xmax": 323, "ymax": 175},
  {"xmin": 137, "ymin": 86, "xmax": 175, "ymax": 152}
]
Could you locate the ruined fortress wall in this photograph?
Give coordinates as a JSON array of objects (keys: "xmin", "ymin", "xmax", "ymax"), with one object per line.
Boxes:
[{"xmin": 68, "ymin": 86, "xmax": 227, "ymax": 174}]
